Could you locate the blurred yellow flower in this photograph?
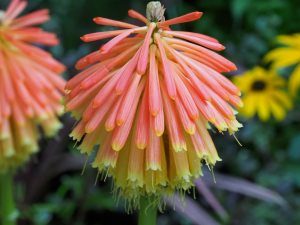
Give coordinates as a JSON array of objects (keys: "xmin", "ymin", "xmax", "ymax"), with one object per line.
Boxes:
[
  {"xmin": 234, "ymin": 67, "xmax": 292, "ymax": 121},
  {"xmin": 265, "ymin": 34, "xmax": 300, "ymax": 95}
]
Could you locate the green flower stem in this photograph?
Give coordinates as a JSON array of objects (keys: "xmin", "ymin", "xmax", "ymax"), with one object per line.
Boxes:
[
  {"xmin": 0, "ymin": 172, "xmax": 17, "ymax": 225},
  {"xmin": 138, "ymin": 197, "xmax": 158, "ymax": 225}
]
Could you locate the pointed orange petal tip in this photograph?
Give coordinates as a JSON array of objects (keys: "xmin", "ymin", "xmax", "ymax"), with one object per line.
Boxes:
[
  {"xmin": 147, "ymin": 164, "xmax": 161, "ymax": 171},
  {"xmin": 187, "ymin": 127, "xmax": 196, "ymax": 135},
  {"xmin": 155, "ymin": 130, "xmax": 164, "ymax": 137},
  {"xmin": 150, "ymin": 110, "xmax": 158, "ymax": 116},
  {"xmin": 128, "ymin": 9, "xmax": 148, "ymax": 24},
  {"xmin": 172, "ymin": 143, "xmax": 184, "ymax": 152},
  {"xmin": 220, "ymin": 46, "xmax": 226, "ymax": 51},
  {"xmin": 105, "ymin": 126, "xmax": 114, "ymax": 132},
  {"xmin": 114, "ymin": 89, "xmax": 123, "ymax": 95},
  {"xmin": 99, "ymin": 48, "xmax": 108, "ymax": 54},
  {"xmin": 116, "ymin": 119, "xmax": 124, "ymax": 126},
  {"xmin": 170, "ymin": 94, "xmax": 176, "ymax": 100},
  {"xmin": 93, "ymin": 17, "xmax": 99, "ymax": 23},
  {"xmin": 159, "ymin": 11, "xmax": 203, "ymax": 27},
  {"xmin": 92, "ymin": 102, "xmax": 100, "ymax": 109},
  {"xmin": 85, "ymin": 126, "xmax": 94, "ymax": 134},
  {"xmin": 136, "ymin": 143, "xmax": 146, "ymax": 150},
  {"xmin": 192, "ymin": 11, "xmax": 203, "ymax": 20},
  {"xmin": 112, "ymin": 143, "xmax": 122, "ymax": 151}
]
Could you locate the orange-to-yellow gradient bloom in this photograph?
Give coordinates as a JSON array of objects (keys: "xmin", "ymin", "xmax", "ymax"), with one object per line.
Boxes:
[
  {"xmin": 66, "ymin": 2, "xmax": 242, "ymax": 200},
  {"xmin": 0, "ymin": 0, "xmax": 66, "ymax": 172}
]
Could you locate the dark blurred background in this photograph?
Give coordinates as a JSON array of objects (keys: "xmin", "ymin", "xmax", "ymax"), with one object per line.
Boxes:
[{"xmin": 1, "ymin": 0, "xmax": 300, "ymax": 224}]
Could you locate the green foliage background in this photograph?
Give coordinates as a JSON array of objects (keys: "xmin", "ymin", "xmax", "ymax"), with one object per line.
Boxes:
[{"xmin": 1, "ymin": 0, "xmax": 300, "ymax": 224}]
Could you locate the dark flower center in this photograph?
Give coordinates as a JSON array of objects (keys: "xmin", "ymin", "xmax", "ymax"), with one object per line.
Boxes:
[{"xmin": 251, "ymin": 80, "xmax": 267, "ymax": 91}]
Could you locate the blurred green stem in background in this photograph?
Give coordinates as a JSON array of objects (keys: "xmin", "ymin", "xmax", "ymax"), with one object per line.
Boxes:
[
  {"xmin": 138, "ymin": 197, "xmax": 157, "ymax": 225},
  {"xmin": 0, "ymin": 172, "xmax": 17, "ymax": 225}
]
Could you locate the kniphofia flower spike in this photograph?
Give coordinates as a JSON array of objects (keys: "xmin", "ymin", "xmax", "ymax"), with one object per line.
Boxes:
[
  {"xmin": 66, "ymin": 2, "xmax": 242, "ymax": 202},
  {"xmin": 0, "ymin": 0, "xmax": 66, "ymax": 172}
]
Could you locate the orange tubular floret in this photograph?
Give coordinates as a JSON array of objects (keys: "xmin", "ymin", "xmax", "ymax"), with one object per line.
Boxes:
[
  {"xmin": 162, "ymin": 30, "xmax": 225, "ymax": 51},
  {"xmin": 172, "ymin": 31, "xmax": 219, "ymax": 43},
  {"xmin": 159, "ymin": 11, "xmax": 203, "ymax": 27},
  {"xmin": 161, "ymin": 85, "xmax": 186, "ymax": 152},
  {"xmin": 128, "ymin": 9, "xmax": 148, "ymax": 24},
  {"xmin": 115, "ymin": 49, "xmax": 141, "ymax": 94},
  {"xmin": 154, "ymin": 34, "xmax": 177, "ymax": 99},
  {"xmin": 100, "ymin": 29, "xmax": 134, "ymax": 53},
  {"xmin": 111, "ymin": 79, "xmax": 145, "ymax": 151},
  {"xmin": 100, "ymin": 27, "xmax": 146, "ymax": 53},
  {"xmin": 11, "ymin": 9, "xmax": 50, "ymax": 28},
  {"xmin": 105, "ymin": 99, "xmax": 122, "ymax": 131},
  {"xmin": 134, "ymin": 88, "xmax": 150, "ymax": 149},
  {"xmin": 80, "ymin": 30, "xmax": 126, "ymax": 42},
  {"xmin": 5, "ymin": 0, "xmax": 27, "ymax": 21},
  {"xmin": 4, "ymin": 0, "xmax": 20, "ymax": 17},
  {"xmin": 93, "ymin": 17, "xmax": 137, "ymax": 29},
  {"xmin": 152, "ymin": 108, "xmax": 164, "ymax": 136},
  {"xmin": 175, "ymin": 98, "xmax": 196, "ymax": 135},
  {"xmin": 85, "ymin": 95, "xmax": 117, "ymax": 133},
  {"xmin": 173, "ymin": 74, "xmax": 199, "ymax": 121},
  {"xmin": 148, "ymin": 45, "xmax": 162, "ymax": 116},
  {"xmin": 146, "ymin": 128, "xmax": 162, "ymax": 170},
  {"xmin": 164, "ymin": 37, "xmax": 237, "ymax": 71},
  {"xmin": 136, "ymin": 22, "xmax": 156, "ymax": 75},
  {"xmin": 116, "ymin": 74, "xmax": 141, "ymax": 126}
]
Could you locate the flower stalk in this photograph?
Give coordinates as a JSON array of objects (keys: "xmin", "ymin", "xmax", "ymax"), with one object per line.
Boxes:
[
  {"xmin": 0, "ymin": 172, "xmax": 17, "ymax": 225},
  {"xmin": 138, "ymin": 197, "xmax": 158, "ymax": 225}
]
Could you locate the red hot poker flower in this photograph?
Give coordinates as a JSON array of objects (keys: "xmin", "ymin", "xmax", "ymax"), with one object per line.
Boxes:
[
  {"xmin": 66, "ymin": 2, "xmax": 242, "ymax": 201},
  {"xmin": 0, "ymin": 0, "xmax": 66, "ymax": 172}
]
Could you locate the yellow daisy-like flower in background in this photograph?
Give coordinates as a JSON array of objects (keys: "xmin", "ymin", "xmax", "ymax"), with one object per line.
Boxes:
[
  {"xmin": 264, "ymin": 34, "xmax": 300, "ymax": 95},
  {"xmin": 234, "ymin": 67, "xmax": 293, "ymax": 121}
]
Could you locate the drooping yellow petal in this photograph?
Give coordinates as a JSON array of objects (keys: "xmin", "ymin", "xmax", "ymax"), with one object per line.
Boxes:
[
  {"xmin": 288, "ymin": 64, "xmax": 300, "ymax": 96},
  {"xmin": 270, "ymin": 90, "xmax": 293, "ymax": 109},
  {"xmin": 257, "ymin": 95, "xmax": 270, "ymax": 121},
  {"xmin": 277, "ymin": 34, "xmax": 300, "ymax": 48},
  {"xmin": 269, "ymin": 99, "xmax": 286, "ymax": 121},
  {"xmin": 265, "ymin": 48, "xmax": 300, "ymax": 69},
  {"xmin": 240, "ymin": 93, "xmax": 258, "ymax": 118}
]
